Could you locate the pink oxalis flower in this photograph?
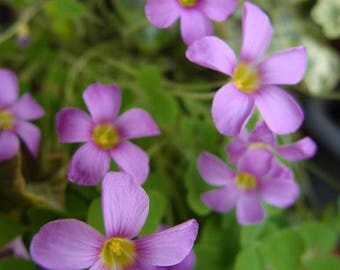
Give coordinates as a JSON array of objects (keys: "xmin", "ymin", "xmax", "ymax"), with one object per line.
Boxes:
[
  {"xmin": 30, "ymin": 172, "xmax": 199, "ymax": 270},
  {"xmin": 56, "ymin": 83, "xmax": 160, "ymax": 186},
  {"xmin": 0, "ymin": 69, "xmax": 44, "ymax": 162},
  {"xmin": 198, "ymin": 149, "xmax": 299, "ymax": 224},
  {"xmin": 145, "ymin": 0, "xmax": 238, "ymax": 45},
  {"xmin": 186, "ymin": 2, "xmax": 307, "ymax": 135},
  {"xmin": 227, "ymin": 121, "xmax": 317, "ymax": 164}
]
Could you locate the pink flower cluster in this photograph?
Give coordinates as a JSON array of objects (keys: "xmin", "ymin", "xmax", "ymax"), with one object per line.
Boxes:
[
  {"xmin": 0, "ymin": 0, "xmax": 317, "ymax": 269},
  {"xmin": 146, "ymin": 1, "xmax": 316, "ymax": 224}
]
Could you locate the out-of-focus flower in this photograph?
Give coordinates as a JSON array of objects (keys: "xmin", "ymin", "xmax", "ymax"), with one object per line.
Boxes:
[
  {"xmin": 16, "ymin": 24, "xmax": 31, "ymax": 47},
  {"xmin": 198, "ymin": 149, "xmax": 299, "ymax": 224},
  {"xmin": 145, "ymin": 0, "xmax": 238, "ymax": 45},
  {"xmin": 0, "ymin": 237, "xmax": 30, "ymax": 260},
  {"xmin": 30, "ymin": 172, "xmax": 199, "ymax": 270},
  {"xmin": 186, "ymin": 2, "xmax": 307, "ymax": 135},
  {"xmin": 0, "ymin": 69, "xmax": 44, "ymax": 162},
  {"xmin": 227, "ymin": 121, "xmax": 317, "ymax": 164},
  {"xmin": 56, "ymin": 83, "xmax": 160, "ymax": 186}
]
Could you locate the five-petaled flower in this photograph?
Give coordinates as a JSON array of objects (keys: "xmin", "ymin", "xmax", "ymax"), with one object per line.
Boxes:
[
  {"xmin": 198, "ymin": 149, "xmax": 299, "ymax": 224},
  {"xmin": 145, "ymin": 0, "xmax": 238, "ymax": 45},
  {"xmin": 0, "ymin": 69, "xmax": 44, "ymax": 162},
  {"xmin": 56, "ymin": 83, "xmax": 160, "ymax": 186},
  {"xmin": 30, "ymin": 172, "xmax": 199, "ymax": 270},
  {"xmin": 186, "ymin": 2, "xmax": 307, "ymax": 135},
  {"xmin": 227, "ymin": 121, "xmax": 317, "ymax": 164}
]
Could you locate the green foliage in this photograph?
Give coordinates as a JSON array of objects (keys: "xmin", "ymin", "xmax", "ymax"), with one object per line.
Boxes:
[
  {"xmin": 139, "ymin": 190, "xmax": 167, "ymax": 236},
  {"xmin": 0, "ymin": 214, "xmax": 23, "ymax": 249},
  {"xmin": 87, "ymin": 197, "xmax": 105, "ymax": 234},
  {"xmin": 0, "ymin": 258, "xmax": 39, "ymax": 270}
]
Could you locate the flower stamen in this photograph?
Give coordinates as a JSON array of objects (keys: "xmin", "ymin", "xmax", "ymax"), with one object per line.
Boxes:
[
  {"xmin": 101, "ymin": 237, "xmax": 136, "ymax": 268},
  {"xmin": 233, "ymin": 62, "xmax": 260, "ymax": 94},
  {"xmin": 249, "ymin": 142, "xmax": 271, "ymax": 151},
  {"xmin": 235, "ymin": 172, "xmax": 257, "ymax": 190},
  {"xmin": 0, "ymin": 109, "xmax": 15, "ymax": 130},
  {"xmin": 179, "ymin": 0, "xmax": 198, "ymax": 7},
  {"xmin": 93, "ymin": 124, "xmax": 119, "ymax": 149}
]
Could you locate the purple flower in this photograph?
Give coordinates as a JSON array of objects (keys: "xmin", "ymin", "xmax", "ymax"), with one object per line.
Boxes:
[
  {"xmin": 145, "ymin": 0, "xmax": 238, "ymax": 45},
  {"xmin": 56, "ymin": 83, "xmax": 160, "ymax": 186},
  {"xmin": 186, "ymin": 2, "xmax": 307, "ymax": 135},
  {"xmin": 0, "ymin": 237, "xmax": 30, "ymax": 260},
  {"xmin": 227, "ymin": 121, "xmax": 317, "ymax": 164},
  {"xmin": 0, "ymin": 69, "xmax": 44, "ymax": 162},
  {"xmin": 30, "ymin": 172, "xmax": 199, "ymax": 270},
  {"xmin": 198, "ymin": 149, "xmax": 299, "ymax": 224}
]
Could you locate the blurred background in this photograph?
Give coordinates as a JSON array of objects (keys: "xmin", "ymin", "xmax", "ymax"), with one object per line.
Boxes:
[{"xmin": 0, "ymin": 0, "xmax": 339, "ymax": 269}]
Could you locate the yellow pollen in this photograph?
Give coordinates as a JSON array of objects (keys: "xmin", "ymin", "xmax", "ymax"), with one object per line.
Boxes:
[
  {"xmin": 179, "ymin": 0, "xmax": 198, "ymax": 7},
  {"xmin": 93, "ymin": 124, "xmax": 119, "ymax": 149},
  {"xmin": 249, "ymin": 142, "xmax": 271, "ymax": 151},
  {"xmin": 233, "ymin": 62, "xmax": 260, "ymax": 93},
  {"xmin": 235, "ymin": 172, "xmax": 257, "ymax": 191},
  {"xmin": 0, "ymin": 109, "xmax": 15, "ymax": 130},
  {"xmin": 101, "ymin": 237, "xmax": 136, "ymax": 268}
]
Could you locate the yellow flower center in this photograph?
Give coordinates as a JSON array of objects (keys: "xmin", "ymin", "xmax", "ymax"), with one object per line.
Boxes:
[
  {"xmin": 101, "ymin": 237, "xmax": 136, "ymax": 268},
  {"xmin": 233, "ymin": 62, "xmax": 260, "ymax": 94},
  {"xmin": 179, "ymin": 0, "xmax": 198, "ymax": 7},
  {"xmin": 0, "ymin": 109, "xmax": 15, "ymax": 130},
  {"xmin": 248, "ymin": 142, "xmax": 271, "ymax": 151},
  {"xmin": 235, "ymin": 172, "xmax": 257, "ymax": 190},
  {"xmin": 93, "ymin": 124, "xmax": 120, "ymax": 149}
]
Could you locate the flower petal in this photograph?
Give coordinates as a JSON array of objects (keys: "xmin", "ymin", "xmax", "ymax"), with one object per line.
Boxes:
[
  {"xmin": 1, "ymin": 237, "xmax": 30, "ymax": 260},
  {"xmin": 248, "ymin": 120, "xmax": 275, "ymax": 145},
  {"xmin": 199, "ymin": 0, "xmax": 238, "ymax": 21},
  {"xmin": 276, "ymin": 137, "xmax": 317, "ymax": 161},
  {"xmin": 0, "ymin": 69, "xmax": 18, "ymax": 108},
  {"xmin": 89, "ymin": 259, "xmax": 110, "ymax": 270},
  {"xmin": 0, "ymin": 131, "xmax": 19, "ymax": 162},
  {"xmin": 30, "ymin": 219, "xmax": 105, "ymax": 270},
  {"xmin": 180, "ymin": 9, "xmax": 213, "ymax": 45},
  {"xmin": 240, "ymin": 2, "xmax": 273, "ymax": 63},
  {"xmin": 186, "ymin": 36, "xmax": 237, "ymax": 76},
  {"xmin": 212, "ymin": 83, "xmax": 254, "ymax": 136},
  {"xmin": 198, "ymin": 152, "xmax": 235, "ymax": 186},
  {"xmin": 145, "ymin": 0, "xmax": 180, "ymax": 28},
  {"xmin": 56, "ymin": 108, "xmax": 93, "ymax": 143},
  {"xmin": 237, "ymin": 149, "xmax": 272, "ymax": 177},
  {"xmin": 261, "ymin": 172, "xmax": 299, "ymax": 208},
  {"xmin": 259, "ymin": 46, "xmax": 307, "ymax": 85},
  {"xmin": 16, "ymin": 121, "xmax": 41, "ymax": 157},
  {"xmin": 11, "ymin": 93, "xmax": 44, "ymax": 121},
  {"xmin": 102, "ymin": 172, "xmax": 149, "ymax": 239},
  {"xmin": 116, "ymin": 108, "xmax": 160, "ymax": 140},
  {"xmin": 68, "ymin": 143, "xmax": 110, "ymax": 185},
  {"xmin": 136, "ymin": 220, "xmax": 198, "ymax": 267},
  {"xmin": 201, "ymin": 187, "xmax": 238, "ymax": 213},
  {"xmin": 255, "ymin": 86, "xmax": 304, "ymax": 134},
  {"xmin": 226, "ymin": 136, "xmax": 247, "ymax": 164},
  {"xmin": 168, "ymin": 251, "xmax": 196, "ymax": 270},
  {"xmin": 83, "ymin": 83, "xmax": 121, "ymax": 123},
  {"xmin": 110, "ymin": 141, "xmax": 149, "ymax": 185},
  {"xmin": 236, "ymin": 193, "xmax": 265, "ymax": 224}
]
